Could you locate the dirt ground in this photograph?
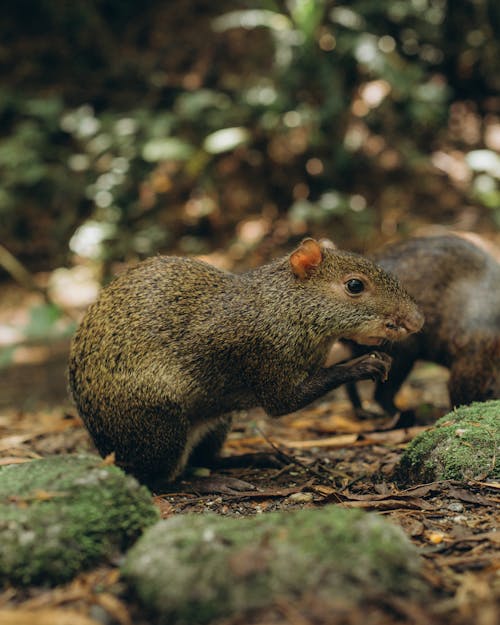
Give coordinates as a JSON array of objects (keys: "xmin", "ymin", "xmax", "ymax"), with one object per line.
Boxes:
[{"xmin": 0, "ymin": 338, "xmax": 498, "ymax": 625}]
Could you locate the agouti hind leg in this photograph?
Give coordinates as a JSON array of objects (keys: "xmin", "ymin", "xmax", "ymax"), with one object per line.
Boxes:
[
  {"xmin": 188, "ymin": 416, "xmax": 285, "ymax": 472},
  {"xmin": 188, "ymin": 416, "xmax": 233, "ymax": 467},
  {"xmin": 108, "ymin": 408, "xmax": 190, "ymax": 487}
]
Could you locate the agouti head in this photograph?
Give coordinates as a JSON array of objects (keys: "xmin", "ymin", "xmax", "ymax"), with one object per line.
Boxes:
[{"xmin": 289, "ymin": 238, "xmax": 424, "ymax": 346}]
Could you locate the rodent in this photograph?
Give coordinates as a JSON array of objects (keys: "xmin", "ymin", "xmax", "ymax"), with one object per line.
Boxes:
[
  {"xmin": 68, "ymin": 237, "xmax": 423, "ymax": 485},
  {"xmin": 345, "ymin": 234, "xmax": 500, "ymax": 415}
]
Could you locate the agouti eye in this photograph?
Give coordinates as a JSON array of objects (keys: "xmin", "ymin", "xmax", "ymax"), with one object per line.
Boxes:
[{"xmin": 345, "ymin": 278, "xmax": 365, "ymax": 295}]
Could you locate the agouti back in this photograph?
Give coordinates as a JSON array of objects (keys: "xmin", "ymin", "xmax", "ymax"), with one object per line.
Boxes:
[
  {"xmin": 347, "ymin": 235, "xmax": 500, "ymax": 414},
  {"xmin": 68, "ymin": 238, "xmax": 423, "ymax": 485}
]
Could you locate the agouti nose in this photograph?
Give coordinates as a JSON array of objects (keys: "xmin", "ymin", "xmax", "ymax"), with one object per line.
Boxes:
[
  {"xmin": 386, "ymin": 309, "xmax": 424, "ymax": 336},
  {"xmin": 404, "ymin": 308, "xmax": 425, "ymax": 334}
]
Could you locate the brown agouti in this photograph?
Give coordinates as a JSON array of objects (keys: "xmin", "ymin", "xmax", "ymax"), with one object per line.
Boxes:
[
  {"xmin": 346, "ymin": 234, "xmax": 500, "ymax": 415},
  {"xmin": 68, "ymin": 238, "xmax": 423, "ymax": 485}
]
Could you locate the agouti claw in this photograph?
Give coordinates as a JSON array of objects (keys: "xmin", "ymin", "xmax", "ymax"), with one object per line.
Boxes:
[
  {"xmin": 346, "ymin": 351, "xmax": 392, "ymax": 383},
  {"xmin": 372, "ymin": 353, "xmax": 390, "ymax": 383}
]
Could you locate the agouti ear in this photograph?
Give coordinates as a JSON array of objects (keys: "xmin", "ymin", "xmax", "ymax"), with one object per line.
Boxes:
[{"xmin": 290, "ymin": 238, "xmax": 323, "ymax": 279}]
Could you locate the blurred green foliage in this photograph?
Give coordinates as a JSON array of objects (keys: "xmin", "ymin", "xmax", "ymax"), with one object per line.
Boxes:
[{"xmin": 1, "ymin": 0, "xmax": 499, "ymax": 271}]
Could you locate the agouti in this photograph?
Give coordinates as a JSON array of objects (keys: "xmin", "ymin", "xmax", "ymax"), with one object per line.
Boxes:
[
  {"xmin": 346, "ymin": 235, "xmax": 500, "ymax": 415},
  {"xmin": 68, "ymin": 238, "xmax": 423, "ymax": 485}
]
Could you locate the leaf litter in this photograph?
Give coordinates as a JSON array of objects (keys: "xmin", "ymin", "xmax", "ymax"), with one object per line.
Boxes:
[{"xmin": 0, "ymin": 373, "xmax": 499, "ymax": 625}]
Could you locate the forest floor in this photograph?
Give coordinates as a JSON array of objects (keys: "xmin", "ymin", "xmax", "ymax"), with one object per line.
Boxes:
[{"xmin": 0, "ymin": 327, "xmax": 499, "ymax": 625}]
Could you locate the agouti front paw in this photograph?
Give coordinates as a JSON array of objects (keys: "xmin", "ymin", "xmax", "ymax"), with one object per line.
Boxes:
[{"xmin": 347, "ymin": 351, "xmax": 392, "ymax": 383}]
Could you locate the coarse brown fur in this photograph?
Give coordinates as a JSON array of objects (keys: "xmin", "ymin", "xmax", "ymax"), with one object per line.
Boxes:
[{"xmin": 68, "ymin": 239, "xmax": 423, "ymax": 485}]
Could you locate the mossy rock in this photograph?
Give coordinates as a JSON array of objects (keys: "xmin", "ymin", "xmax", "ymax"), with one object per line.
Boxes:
[
  {"xmin": 398, "ymin": 400, "xmax": 500, "ymax": 484},
  {"xmin": 122, "ymin": 507, "xmax": 426, "ymax": 624},
  {"xmin": 0, "ymin": 454, "xmax": 159, "ymax": 586}
]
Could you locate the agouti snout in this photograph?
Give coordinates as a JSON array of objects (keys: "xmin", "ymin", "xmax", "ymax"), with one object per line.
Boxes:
[{"xmin": 69, "ymin": 237, "xmax": 423, "ymax": 485}]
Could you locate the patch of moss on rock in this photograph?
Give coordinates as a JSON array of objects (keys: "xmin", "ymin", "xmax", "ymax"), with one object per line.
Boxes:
[
  {"xmin": 398, "ymin": 400, "xmax": 500, "ymax": 484},
  {"xmin": 122, "ymin": 507, "xmax": 426, "ymax": 624},
  {"xmin": 0, "ymin": 454, "xmax": 159, "ymax": 586}
]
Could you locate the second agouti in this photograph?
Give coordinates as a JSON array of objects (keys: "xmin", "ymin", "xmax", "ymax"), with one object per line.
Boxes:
[
  {"xmin": 68, "ymin": 238, "xmax": 423, "ymax": 485},
  {"xmin": 346, "ymin": 234, "xmax": 500, "ymax": 415}
]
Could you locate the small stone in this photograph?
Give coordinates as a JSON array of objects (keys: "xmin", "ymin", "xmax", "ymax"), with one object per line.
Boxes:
[
  {"xmin": 287, "ymin": 491, "xmax": 314, "ymax": 503},
  {"xmin": 447, "ymin": 502, "xmax": 464, "ymax": 513},
  {"xmin": 0, "ymin": 455, "xmax": 158, "ymax": 586},
  {"xmin": 397, "ymin": 401, "xmax": 500, "ymax": 484},
  {"xmin": 123, "ymin": 506, "xmax": 428, "ymax": 624}
]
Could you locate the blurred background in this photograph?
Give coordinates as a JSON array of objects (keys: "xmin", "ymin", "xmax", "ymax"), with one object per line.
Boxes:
[{"xmin": 1, "ymin": 0, "xmax": 500, "ymax": 409}]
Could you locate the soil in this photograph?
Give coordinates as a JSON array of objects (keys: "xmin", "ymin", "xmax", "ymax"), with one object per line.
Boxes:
[{"xmin": 0, "ymin": 340, "xmax": 498, "ymax": 625}]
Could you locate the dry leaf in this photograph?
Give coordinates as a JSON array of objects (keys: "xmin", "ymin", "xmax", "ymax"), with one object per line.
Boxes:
[
  {"xmin": 312, "ymin": 484, "xmax": 338, "ymax": 496},
  {"xmin": 94, "ymin": 593, "xmax": 131, "ymax": 625},
  {"xmin": 224, "ymin": 480, "xmax": 315, "ymax": 501},
  {"xmin": 100, "ymin": 452, "xmax": 116, "ymax": 466},
  {"xmin": 223, "ymin": 436, "xmax": 267, "ymax": 453},
  {"xmin": 277, "ymin": 434, "xmax": 358, "ymax": 449},
  {"xmin": 470, "ymin": 480, "xmax": 500, "ymax": 490},
  {"xmin": 0, "ymin": 457, "xmax": 33, "ymax": 466},
  {"xmin": 153, "ymin": 496, "xmax": 175, "ymax": 518},
  {"xmin": 0, "ymin": 435, "xmax": 31, "ymax": 452},
  {"xmin": 447, "ymin": 487, "xmax": 496, "ymax": 506},
  {"xmin": 358, "ymin": 425, "xmax": 430, "ymax": 445},
  {"xmin": 0, "ymin": 608, "xmax": 101, "ymax": 625},
  {"xmin": 335, "ymin": 498, "xmax": 433, "ymax": 511},
  {"xmin": 288, "ymin": 413, "xmax": 371, "ymax": 434},
  {"xmin": 0, "ymin": 418, "xmax": 82, "ymax": 452}
]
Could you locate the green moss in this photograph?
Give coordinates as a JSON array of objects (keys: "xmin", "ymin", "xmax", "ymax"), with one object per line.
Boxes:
[
  {"xmin": 0, "ymin": 455, "xmax": 159, "ymax": 586},
  {"xmin": 398, "ymin": 400, "xmax": 500, "ymax": 484},
  {"xmin": 123, "ymin": 507, "xmax": 426, "ymax": 624}
]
